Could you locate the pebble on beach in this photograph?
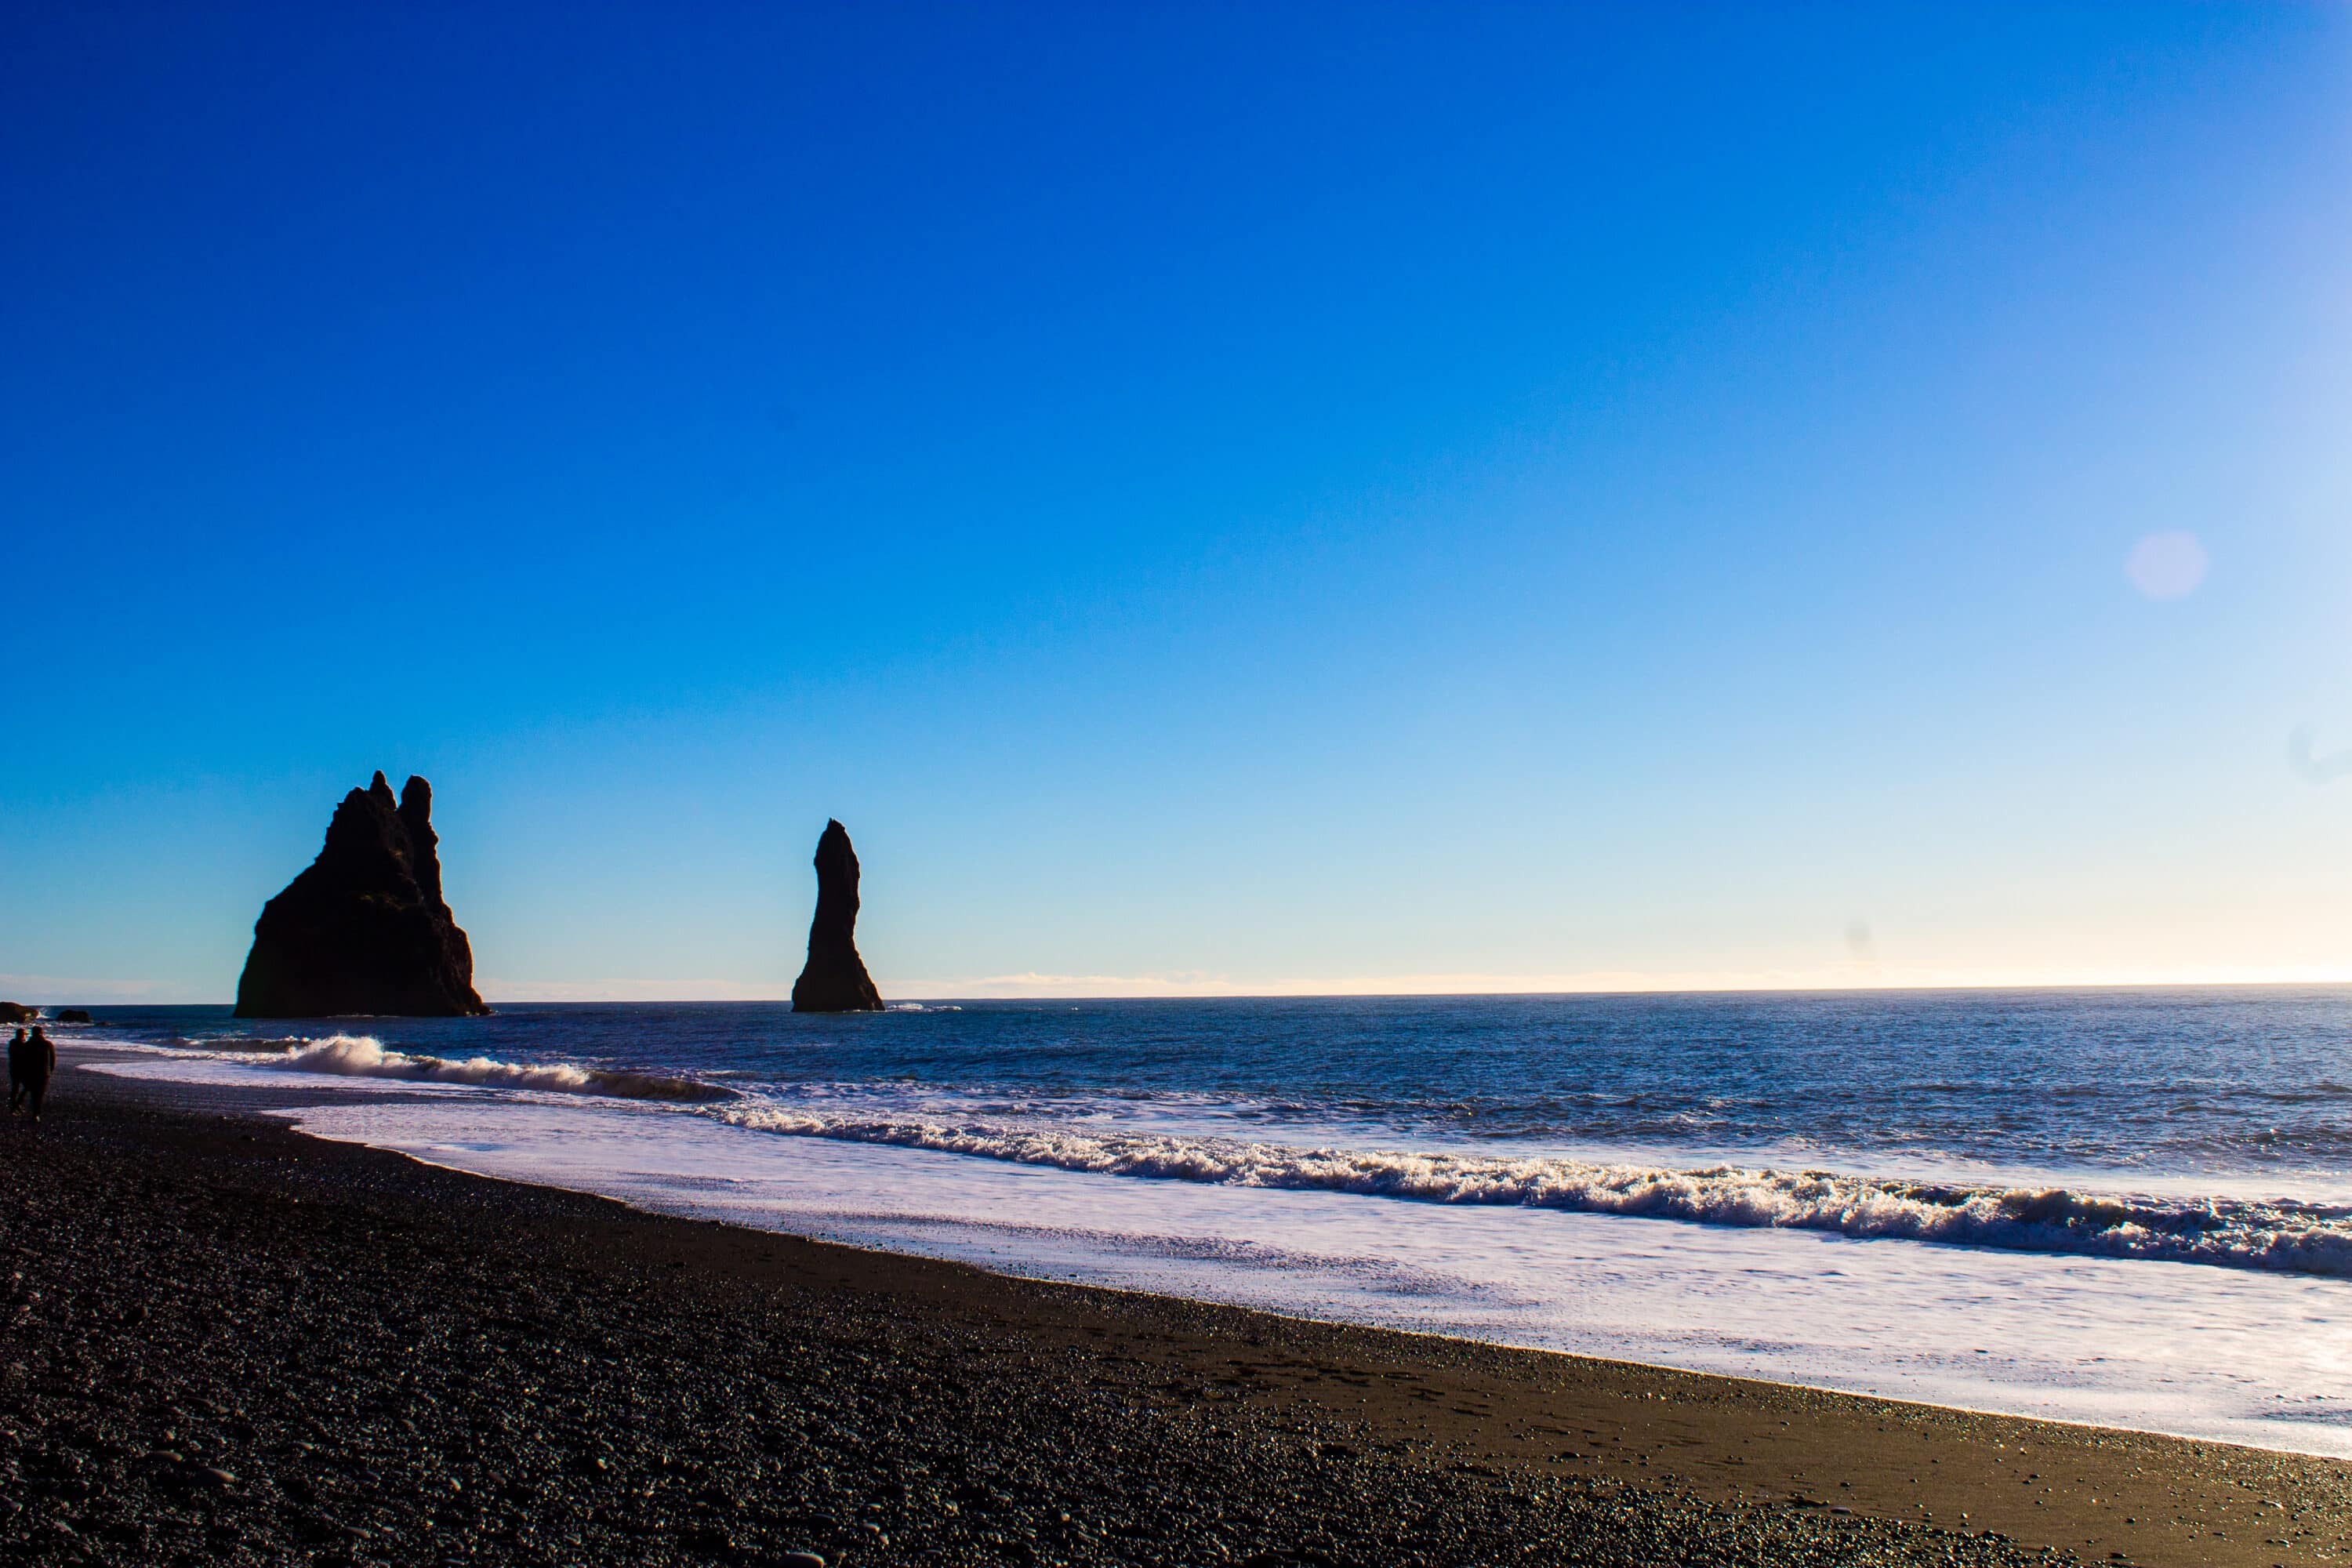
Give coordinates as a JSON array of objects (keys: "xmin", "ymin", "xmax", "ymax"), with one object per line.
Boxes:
[{"xmin": 6, "ymin": 1069, "xmax": 2322, "ymax": 1568}]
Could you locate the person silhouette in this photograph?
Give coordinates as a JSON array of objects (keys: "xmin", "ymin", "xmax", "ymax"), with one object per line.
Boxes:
[{"xmin": 9, "ymin": 1026, "xmax": 53, "ymax": 1120}]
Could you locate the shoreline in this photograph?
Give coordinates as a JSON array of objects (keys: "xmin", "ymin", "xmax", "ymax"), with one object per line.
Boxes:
[
  {"xmin": 72, "ymin": 1030, "xmax": 2352, "ymax": 1463},
  {"xmin": 0, "ymin": 1058, "xmax": 2340, "ymax": 1565}
]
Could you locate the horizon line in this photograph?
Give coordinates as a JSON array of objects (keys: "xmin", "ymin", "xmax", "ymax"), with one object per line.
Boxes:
[{"xmin": 17, "ymin": 971, "xmax": 2352, "ymax": 1007}]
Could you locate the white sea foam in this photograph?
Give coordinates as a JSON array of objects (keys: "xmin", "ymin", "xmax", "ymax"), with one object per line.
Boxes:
[
  {"xmin": 713, "ymin": 1104, "xmax": 2352, "ymax": 1277},
  {"xmin": 82, "ymin": 1051, "xmax": 2352, "ymax": 1457},
  {"xmin": 272, "ymin": 1034, "xmax": 728, "ymax": 1102}
]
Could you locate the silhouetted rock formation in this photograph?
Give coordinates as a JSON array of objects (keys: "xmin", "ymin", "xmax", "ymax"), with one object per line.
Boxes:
[
  {"xmin": 53, "ymin": 1009, "xmax": 91, "ymax": 1025},
  {"xmin": 0, "ymin": 1004, "xmax": 31, "ymax": 1025},
  {"xmin": 233, "ymin": 772, "xmax": 488, "ymax": 1018},
  {"xmin": 790, "ymin": 819, "xmax": 884, "ymax": 1013}
]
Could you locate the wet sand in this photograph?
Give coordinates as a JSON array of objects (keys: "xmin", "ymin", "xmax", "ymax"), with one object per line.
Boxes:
[{"xmin": 0, "ymin": 1054, "xmax": 2344, "ymax": 1566}]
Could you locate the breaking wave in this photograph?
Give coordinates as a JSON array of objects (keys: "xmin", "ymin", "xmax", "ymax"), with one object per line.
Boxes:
[
  {"xmin": 713, "ymin": 1105, "xmax": 2352, "ymax": 1277},
  {"xmin": 272, "ymin": 1035, "xmax": 730, "ymax": 1102}
]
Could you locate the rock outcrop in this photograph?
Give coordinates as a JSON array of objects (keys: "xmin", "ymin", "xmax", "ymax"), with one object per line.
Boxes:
[
  {"xmin": 233, "ymin": 772, "xmax": 488, "ymax": 1018},
  {"xmin": 0, "ymin": 1003, "xmax": 31, "ymax": 1025},
  {"xmin": 790, "ymin": 819, "xmax": 884, "ymax": 1013},
  {"xmin": 53, "ymin": 1009, "xmax": 92, "ymax": 1025}
]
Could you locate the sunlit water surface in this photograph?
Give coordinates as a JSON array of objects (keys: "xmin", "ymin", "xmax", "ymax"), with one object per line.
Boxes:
[{"xmin": 71, "ymin": 989, "xmax": 2352, "ymax": 1455}]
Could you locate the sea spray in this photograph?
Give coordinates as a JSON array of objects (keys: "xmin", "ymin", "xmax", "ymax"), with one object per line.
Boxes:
[
  {"xmin": 275, "ymin": 1035, "xmax": 731, "ymax": 1102},
  {"xmin": 713, "ymin": 1102, "xmax": 2352, "ymax": 1277}
]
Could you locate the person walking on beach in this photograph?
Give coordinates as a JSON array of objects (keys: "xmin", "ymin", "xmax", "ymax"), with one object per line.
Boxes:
[{"xmin": 9, "ymin": 1025, "xmax": 54, "ymax": 1120}]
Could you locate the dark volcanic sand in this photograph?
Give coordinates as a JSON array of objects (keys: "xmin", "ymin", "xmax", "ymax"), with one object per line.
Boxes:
[{"xmin": 1, "ymin": 1060, "xmax": 2345, "ymax": 1568}]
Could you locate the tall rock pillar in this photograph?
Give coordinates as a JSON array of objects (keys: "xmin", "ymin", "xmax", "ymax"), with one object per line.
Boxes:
[{"xmin": 790, "ymin": 819, "xmax": 884, "ymax": 1013}]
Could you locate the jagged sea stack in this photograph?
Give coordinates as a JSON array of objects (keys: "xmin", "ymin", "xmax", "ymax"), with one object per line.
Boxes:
[
  {"xmin": 233, "ymin": 772, "xmax": 488, "ymax": 1018},
  {"xmin": 790, "ymin": 819, "xmax": 884, "ymax": 1012}
]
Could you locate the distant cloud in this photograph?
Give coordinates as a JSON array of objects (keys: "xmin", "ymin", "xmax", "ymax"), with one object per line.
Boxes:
[
  {"xmin": 892, "ymin": 971, "xmax": 1233, "ymax": 998},
  {"xmin": 878, "ymin": 965, "xmax": 2199, "ymax": 999},
  {"xmin": 889, "ymin": 966, "xmax": 2352, "ymax": 997},
  {"xmin": 478, "ymin": 977, "xmax": 791, "ymax": 1003},
  {"xmin": 491, "ymin": 960, "xmax": 2352, "ymax": 1004},
  {"xmin": 2125, "ymin": 530, "xmax": 2209, "ymax": 600},
  {"xmin": 2287, "ymin": 726, "xmax": 2352, "ymax": 786},
  {"xmin": 0, "ymin": 974, "xmax": 172, "ymax": 1003}
]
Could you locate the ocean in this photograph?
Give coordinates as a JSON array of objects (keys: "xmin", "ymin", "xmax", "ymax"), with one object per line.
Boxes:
[{"xmin": 72, "ymin": 988, "xmax": 2352, "ymax": 1455}]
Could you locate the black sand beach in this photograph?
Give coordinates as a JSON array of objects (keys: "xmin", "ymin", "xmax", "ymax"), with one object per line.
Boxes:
[{"xmin": 2, "ymin": 1054, "xmax": 2344, "ymax": 1568}]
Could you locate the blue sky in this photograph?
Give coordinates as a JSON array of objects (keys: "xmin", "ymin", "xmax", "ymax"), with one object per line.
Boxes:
[{"xmin": 4, "ymin": 4, "xmax": 2350, "ymax": 1001}]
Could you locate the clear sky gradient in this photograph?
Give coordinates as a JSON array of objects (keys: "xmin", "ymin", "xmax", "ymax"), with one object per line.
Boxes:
[{"xmin": 5, "ymin": 5, "xmax": 2350, "ymax": 1002}]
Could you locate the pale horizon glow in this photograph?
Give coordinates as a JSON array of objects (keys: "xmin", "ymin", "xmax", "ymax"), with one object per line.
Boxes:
[{"xmin": 13, "ymin": 968, "xmax": 2352, "ymax": 1008}]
